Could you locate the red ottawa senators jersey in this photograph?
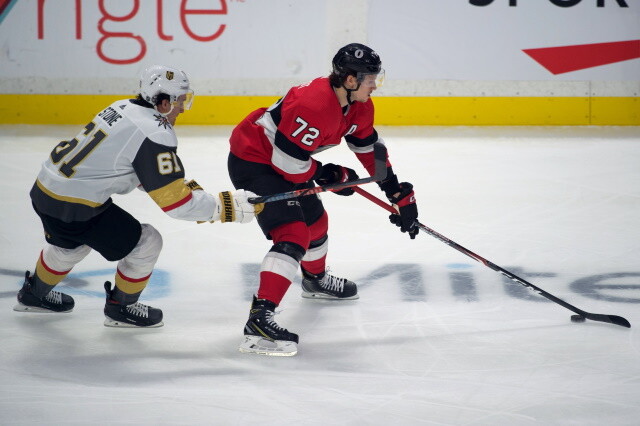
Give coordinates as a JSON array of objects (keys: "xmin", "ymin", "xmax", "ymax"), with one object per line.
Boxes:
[{"xmin": 229, "ymin": 77, "xmax": 390, "ymax": 184}]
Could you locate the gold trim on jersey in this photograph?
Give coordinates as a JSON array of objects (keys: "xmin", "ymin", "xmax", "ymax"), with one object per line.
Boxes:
[
  {"xmin": 36, "ymin": 179, "xmax": 102, "ymax": 208},
  {"xmin": 147, "ymin": 178, "xmax": 192, "ymax": 211}
]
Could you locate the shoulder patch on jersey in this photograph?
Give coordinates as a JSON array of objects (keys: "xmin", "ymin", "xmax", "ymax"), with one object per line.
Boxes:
[{"xmin": 154, "ymin": 114, "xmax": 172, "ymax": 129}]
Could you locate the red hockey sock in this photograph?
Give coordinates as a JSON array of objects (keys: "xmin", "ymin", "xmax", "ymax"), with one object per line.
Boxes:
[{"xmin": 258, "ymin": 271, "xmax": 293, "ymax": 305}]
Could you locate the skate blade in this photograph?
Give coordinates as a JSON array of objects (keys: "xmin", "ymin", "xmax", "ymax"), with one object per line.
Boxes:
[
  {"xmin": 13, "ymin": 303, "xmax": 72, "ymax": 313},
  {"xmin": 238, "ymin": 335, "xmax": 298, "ymax": 357},
  {"xmin": 103, "ymin": 317, "xmax": 164, "ymax": 328},
  {"xmin": 301, "ymin": 291, "xmax": 359, "ymax": 300}
]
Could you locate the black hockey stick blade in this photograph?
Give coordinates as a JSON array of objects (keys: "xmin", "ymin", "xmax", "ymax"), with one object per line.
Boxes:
[
  {"xmin": 248, "ymin": 142, "xmax": 387, "ymax": 204},
  {"xmin": 582, "ymin": 312, "xmax": 631, "ymax": 328}
]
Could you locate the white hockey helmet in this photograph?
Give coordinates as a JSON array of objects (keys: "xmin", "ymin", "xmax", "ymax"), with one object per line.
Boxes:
[{"xmin": 139, "ymin": 65, "xmax": 194, "ymax": 110}]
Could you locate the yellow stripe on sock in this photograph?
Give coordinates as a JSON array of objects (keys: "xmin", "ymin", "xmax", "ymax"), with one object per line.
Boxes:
[
  {"xmin": 114, "ymin": 272, "xmax": 150, "ymax": 295},
  {"xmin": 35, "ymin": 255, "xmax": 69, "ymax": 286}
]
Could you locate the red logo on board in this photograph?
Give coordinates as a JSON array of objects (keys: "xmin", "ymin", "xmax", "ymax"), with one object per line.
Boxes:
[{"xmin": 523, "ymin": 40, "xmax": 640, "ymax": 74}]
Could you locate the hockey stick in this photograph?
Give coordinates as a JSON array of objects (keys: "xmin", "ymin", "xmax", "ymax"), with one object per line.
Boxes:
[
  {"xmin": 247, "ymin": 142, "xmax": 388, "ymax": 204},
  {"xmin": 353, "ymin": 186, "xmax": 631, "ymax": 329}
]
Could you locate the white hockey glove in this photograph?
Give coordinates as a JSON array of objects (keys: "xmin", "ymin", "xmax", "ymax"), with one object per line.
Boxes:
[{"xmin": 212, "ymin": 189, "xmax": 263, "ymax": 223}]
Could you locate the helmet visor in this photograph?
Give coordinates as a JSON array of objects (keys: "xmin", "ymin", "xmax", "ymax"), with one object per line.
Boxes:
[
  {"xmin": 174, "ymin": 90, "xmax": 195, "ymax": 111},
  {"xmin": 358, "ymin": 69, "xmax": 385, "ymax": 89}
]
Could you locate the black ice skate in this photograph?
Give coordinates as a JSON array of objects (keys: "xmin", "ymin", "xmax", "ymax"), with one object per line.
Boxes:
[
  {"xmin": 238, "ymin": 296, "xmax": 298, "ymax": 356},
  {"xmin": 301, "ymin": 268, "xmax": 358, "ymax": 300},
  {"xmin": 14, "ymin": 271, "xmax": 74, "ymax": 313},
  {"xmin": 103, "ymin": 282, "xmax": 163, "ymax": 328}
]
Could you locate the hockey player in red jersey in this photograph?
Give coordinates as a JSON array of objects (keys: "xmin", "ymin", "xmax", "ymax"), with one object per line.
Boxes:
[
  {"xmin": 229, "ymin": 43, "xmax": 420, "ymax": 355},
  {"xmin": 16, "ymin": 65, "xmax": 261, "ymax": 327}
]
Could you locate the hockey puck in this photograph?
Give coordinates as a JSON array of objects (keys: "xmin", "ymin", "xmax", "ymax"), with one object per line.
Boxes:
[{"xmin": 571, "ymin": 314, "xmax": 586, "ymax": 323}]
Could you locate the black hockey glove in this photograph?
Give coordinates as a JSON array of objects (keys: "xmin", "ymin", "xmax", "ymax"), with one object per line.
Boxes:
[
  {"xmin": 314, "ymin": 163, "xmax": 359, "ymax": 196},
  {"xmin": 387, "ymin": 182, "xmax": 419, "ymax": 239}
]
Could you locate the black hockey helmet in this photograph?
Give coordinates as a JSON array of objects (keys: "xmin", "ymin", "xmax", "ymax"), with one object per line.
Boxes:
[{"xmin": 332, "ymin": 43, "xmax": 382, "ymax": 80}]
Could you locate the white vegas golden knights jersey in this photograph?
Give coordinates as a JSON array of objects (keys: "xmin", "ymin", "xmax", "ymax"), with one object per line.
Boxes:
[{"xmin": 30, "ymin": 99, "xmax": 215, "ymax": 223}]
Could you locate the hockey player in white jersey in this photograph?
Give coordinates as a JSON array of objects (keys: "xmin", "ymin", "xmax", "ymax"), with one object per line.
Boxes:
[{"xmin": 15, "ymin": 65, "xmax": 260, "ymax": 327}]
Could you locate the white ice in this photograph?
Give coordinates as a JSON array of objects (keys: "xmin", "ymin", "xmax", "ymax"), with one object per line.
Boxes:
[{"xmin": 1, "ymin": 125, "xmax": 639, "ymax": 425}]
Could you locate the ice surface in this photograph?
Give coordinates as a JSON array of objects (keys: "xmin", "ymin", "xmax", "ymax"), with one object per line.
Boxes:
[{"xmin": 1, "ymin": 125, "xmax": 639, "ymax": 425}]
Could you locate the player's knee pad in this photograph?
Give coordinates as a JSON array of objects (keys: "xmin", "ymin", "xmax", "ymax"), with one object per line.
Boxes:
[
  {"xmin": 120, "ymin": 224, "xmax": 163, "ymax": 271},
  {"xmin": 41, "ymin": 243, "xmax": 92, "ymax": 272},
  {"xmin": 271, "ymin": 241, "xmax": 306, "ymax": 263},
  {"xmin": 302, "ymin": 234, "xmax": 328, "ymax": 263},
  {"xmin": 261, "ymin": 241, "xmax": 306, "ymax": 283},
  {"xmin": 262, "ymin": 222, "xmax": 309, "ymax": 282}
]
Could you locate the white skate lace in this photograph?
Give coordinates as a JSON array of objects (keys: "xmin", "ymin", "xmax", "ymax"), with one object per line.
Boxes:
[
  {"xmin": 44, "ymin": 291, "xmax": 63, "ymax": 304},
  {"xmin": 321, "ymin": 273, "xmax": 345, "ymax": 293},
  {"xmin": 125, "ymin": 302, "xmax": 149, "ymax": 318}
]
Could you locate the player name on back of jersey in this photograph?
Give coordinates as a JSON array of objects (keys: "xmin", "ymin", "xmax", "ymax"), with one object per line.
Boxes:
[{"xmin": 98, "ymin": 106, "xmax": 123, "ymax": 127}]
